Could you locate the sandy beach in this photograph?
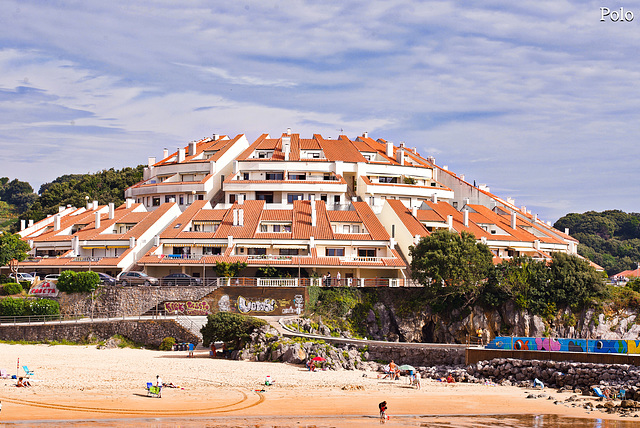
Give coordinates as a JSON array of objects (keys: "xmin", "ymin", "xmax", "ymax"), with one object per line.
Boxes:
[{"xmin": 0, "ymin": 343, "xmax": 634, "ymax": 426}]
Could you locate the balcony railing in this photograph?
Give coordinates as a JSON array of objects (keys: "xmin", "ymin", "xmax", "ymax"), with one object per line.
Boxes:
[{"xmin": 247, "ymin": 254, "xmax": 295, "ymax": 261}]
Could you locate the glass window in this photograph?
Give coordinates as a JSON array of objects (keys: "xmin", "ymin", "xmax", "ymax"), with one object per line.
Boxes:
[
  {"xmin": 287, "ymin": 194, "xmax": 303, "ymax": 203},
  {"xmin": 273, "ymin": 225, "xmax": 281, "ymax": 232},
  {"xmin": 288, "ymin": 173, "xmax": 306, "ymax": 180},
  {"xmin": 343, "ymin": 225, "xmax": 350, "ymax": 233},
  {"xmin": 248, "ymin": 248, "xmax": 266, "ymax": 256},
  {"xmin": 179, "ymin": 196, "xmax": 184, "ymax": 205},
  {"xmin": 326, "ymin": 248, "xmax": 345, "ymax": 256},
  {"xmin": 152, "ymin": 197, "xmax": 160, "ymax": 206},
  {"xmin": 320, "ymin": 194, "xmax": 327, "ymax": 202},
  {"xmin": 260, "ymin": 224, "xmax": 267, "ymax": 232},
  {"xmin": 243, "ymin": 173, "xmax": 249, "ymax": 180},
  {"xmin": 203, "ymin": 247, "xmax": 222, "ymax": 255},
  {"xmin": 334, "ymin": 195, "xmax": 340, "ymax": 204},
  {"xmin": 358, "ymin": 248, "xmax": 376, "ymax": 257},
  {"xmin": 284, "ymin": 225, "xmax": 291, "ymax": 232},
  {"xmin": 279, "ymin": 249, "xmax": 299, "ymax": 255},
  {"xmin": 266, "ymin": 172, "xmax": 284, "ymax": 180},
  {"xmin": 352, "ymin": 225, "xmax": 360, "ymax": 233}
]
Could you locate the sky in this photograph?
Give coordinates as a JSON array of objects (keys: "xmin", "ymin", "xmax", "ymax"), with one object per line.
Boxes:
[{"xmin": 0, "ymin": 1, "xmax": 638, "ymax": 223}]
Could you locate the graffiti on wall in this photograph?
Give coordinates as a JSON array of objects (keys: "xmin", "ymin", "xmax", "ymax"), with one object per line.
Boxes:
[
  {"xmin": 281, "ymin": 294, "xmax": 304, "ymax": 315},
  {"xmin": 487, "ymin": 336, "xmax": 640, "ymax": 354},
  {"xmin": 164, "ymin": 301, "xmax": 211, "ymax": 316},
  {"xmin": 237, "ymin": 296, "xmax": 276, "ymax": 314}
]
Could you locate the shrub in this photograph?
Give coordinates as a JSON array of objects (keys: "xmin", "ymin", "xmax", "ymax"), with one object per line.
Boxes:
[
  {"xmin": 26, "ymin": 299, "xmax": 60, "ymax": 316},
  {"xmin": 0, "ymin": 297, "xmax": 26, "ymax": 316},
  {"xmin": 56, "ymin": 270, "xmax": 100, "ymax": 293},
  {"xmin": 159, "ymin": 337, "xmax": 176, "ymax": 351},
  {"xmin": 2, "ymin": 282, "xmax": 23, "ymax": 296},
  {"xmin": 56, "ymin": 270, "xmax": 76, "ymax": 293},
  {"xmin": 201, "ymin": 312, "xmax": 267, "ymax": 348}
]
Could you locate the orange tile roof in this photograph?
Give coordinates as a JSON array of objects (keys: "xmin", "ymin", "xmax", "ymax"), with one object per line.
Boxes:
[
  {"xmin": 352, "ymin": 201, "xmax": 390, "ymax": 240},
  {"xmin": 386, "ymin": 199, "xmax": 429, "ymax": 237}
]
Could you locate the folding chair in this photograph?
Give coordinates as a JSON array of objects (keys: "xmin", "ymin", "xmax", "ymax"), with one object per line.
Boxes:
[{"xmin": 22, "ymin": 366, "xmax": 34, "ymax": 378}]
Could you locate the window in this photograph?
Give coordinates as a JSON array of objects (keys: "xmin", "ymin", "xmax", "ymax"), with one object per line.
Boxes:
[
  {"xmin": 203, "ymin": 247, "xmax": 222, "ymax": 255},
  {"xmin": 391, "ymin": 224, "xmax": 395, "ymax": 238},
  {"xmin": 343, "ymin": 225, "xmax": 350, "ymax": 233},
  {"xmin": 243, "ymin": 173, "xmax": 249, "ymax": 180},
  {"xmin": 288, "ymin": 173, "xmax": 306, "ymax": 180},
  {"xmin": 260, "ymin": 224, "xmax": 267, "ymax": 232},
  {"xmin": 324, "ymin": 173, "xmax": 332, "ymax": 181},
  {"xmin": 312, "ymin": 152, "xmax": 320, "ymax": 159},
  {"xmin": 165, "ymin": 195, "xmax": 175, "ymax": 203},
  {"xmin": 247, "ymin": 248, "xmax": 266, "ymax": 256},
  {"xmin": 326, "ymin": 248, "xmax": 345, "ymax": 256},
  {"xmin": 358, "ymin": 248, "xmax": 376, "ymax": 257},
  {"xmin": 352, "ymin": 225, "xmax": 360, "ymax": 233},
  {"xmin": 256, "ymin": 192, "xmax": 274, "ymax": 203},
  {"xmin": 266, "ymin": 172, "xmax": 283, "ymax": 180},
  {"xmin": 179, "ymin": 196, "xmax": 184, "ymax": 205},
  {"xmin": 273, "ymin": 225, "xmax": 281, "ymax": 232},
  {"xmin": 152, "ymin": 197, "xmax": 160, "ymax": 206},
  {"xmin": 379, "ymin": 176, "xmax": 397, "ymax": 183},
  {"xmin": 452, "ymin": 201, "xmax": 458, "ymax": 209},
  {"xmin": 334, "ymin": 195, "xmax": 340, "ymax": 204},
  {"xmin": 284, "ymin": 225, "xmax": 291, "ymax": 232},
  {"xmin": 320, "ymin": 194, "xmax": 327, "ymax": 202},
  {"xmin": 229, "ymin": 194, "xmax": 236, "ymax": 204},
  {"xmin": 287, "ymin": 194, "xmax": 303, "ymax": 203},
  {"xmin": 197, "ymin": 195, "xmax": 204, "ymax": 200},
  {"xmin": 279, "ymin": 249, "xmax": 299, "ymax": 256}
]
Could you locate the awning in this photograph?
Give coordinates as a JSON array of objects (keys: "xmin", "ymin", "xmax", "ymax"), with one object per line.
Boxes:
[
  {"xmin": 107, "ymin": 245, "xmax": 130, "ymax": 249},
  {"xmin": 193, "ymin": 243, "xmax": 226, "ymax": 247},
  {"xmin": 273, "ymin": 245, "xmax": 307, "ymax": 249},
  {"xmin": 82, "ymin": 246, "xmax": 106, "ymax": 249},
  {"xmin": 508, "ymin": 247, "xmax": 536, "ymax": 252}
]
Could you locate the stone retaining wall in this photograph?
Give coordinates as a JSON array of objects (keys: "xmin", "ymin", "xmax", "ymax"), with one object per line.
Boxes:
[
  {"xmin": 0, "ymin": 319, "xmax": 199, "ymax": 348},
  {"xmin": 366, "ymin": 344, "xmax": 466, "ymax": 366},
  {"xmin": 55, "ymin": 286, "xmax": 218, "ymax": 317}
]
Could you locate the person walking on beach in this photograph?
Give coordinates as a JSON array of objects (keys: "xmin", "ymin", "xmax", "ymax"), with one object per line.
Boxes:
[
  {"xmin": 156, "ymin": 375, "xmax": 163, "ymax": 398},
  {"xmin": 378, "ymin": 401, "xmax": 388, "ymax": 423}
]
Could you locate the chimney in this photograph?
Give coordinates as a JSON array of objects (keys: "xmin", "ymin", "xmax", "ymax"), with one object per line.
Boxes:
[
  {"xmin": 28, "ymin": 219, "xmax": 33, "ymax": 227},
  {"xmin": 92, "ymin": 200, "xmax": 98, "ymax": 210},
  {"xmin": 233, "ymin": 209, "xmax": 238, "ymax": 226},
  {"xmin": 521, "ymin": 205, "xmax": 526, "ymax": 214},
  {"xmin": 109, "ymin": 203, "xmax": 115, "ymax": 219},
  {"xmin": 447, "ymin": 215, "xmax": 453, "ymax": 231},
  {"xmin": 463, "ymin": 198, "xmax": 470, "ymax": 207},
  {"xmin": 237, "ymin": 194, "xmax": 244, "ymax": 204},
  {"xmin": 463, "ymin": 209, "xmax": 469, "ymax": 227},
  {"xmin": 412, "ymin": 207, "xmax": 418, "ymax": 217},
  {"xmin": 188, "ymin": 141, "xmax": 197, "ymax": 156},
  {"xmin": 427, "ymin": 156, "xmax": 435, "ymax": 164},
  {"xmin": 311, "ymin": 204, "xmax": 317, "ymax": 227},
  {"xmin": 86, "ymin": 199, "xmax": 91, "ymax": 210},
  {"xmin": 443, "ymin": 165, "xmax": 448, "ymax": 170},
  {"xmin": 396, "ymin": 146, "xmax": 405, "ymax": 165},
  {"xmin": 20, "ymin": 220, "xmax": 25, "ymax": 231},
  {"xmin": 309, "ymin": 236, "xmax": 315, "ymax": 247},
  {"xmin": 432, "ymin": 194, "xmax": 438, "ymax": 204},
  {"xmin": 565, "ymin": 228, "xmax": 570, "ymax": 235},
  {"xmin": 282, "ymin": 136, "xmax": 291, "ymax": 161},
  {"xmin": 126, "ymin": 198, "xmax": 133, "ymax": 209},
  {"xmin": 363, "ymin": 131, "xmax": 368, "ymax": 138},
  {"xmin": 286, "ymin": 127, "xmax": 292, "ymax": 135},
  {"xmin": 54, "ymin": 214, "xmax": 61, "ymax": 231},
  {"xmin": 148, "ymin": 157, "xmax": 156, "ymax": 167},
  {"xmin": 212, "ymin": 134, "xmax": 219, "ymax": 140},
  {"xmin": 163, "ymin": 148, "xmax": 169, "ymax": 159},
  {"xmin": 58, "ymin": 206, "xmax": 65, "ymax": 213},
  {"xmin": 238, "ymin": 208, "xmax": 244, "ymax": 226},
  {"xmin": 533, "ymin": 214, "xmax": 538, "ymax": 223},
  {"xmin": 460, "ymin": 174, "xmax": 465, "ymax": 181},
  {"xmin": 511, "ymin": 212, "xmax": 517, "ymax": 229},
  {"xmin": 386, "ymin": 142, "xmax": 393, "ymax": 158},
  {"xmin": 534, "ymin": 240, "xmax": 540, "ymax": 250},
  {"xmin": 412, "ymin": 147, "xmax": 417, "ymax": 154},
  {"xmin": 129, "ymin": 237, "xmax": 135, "ymax": 248},
  {"xmin": 178, "ymin": 148, "xmax": 186, "ymax": 163},
  {"xmin": 95, "ymin": 211, "xmax": 101, "ymax": 229},
  {"xmin": 72, "ymin": 235, "xmax": 79, "ymax": 255}
]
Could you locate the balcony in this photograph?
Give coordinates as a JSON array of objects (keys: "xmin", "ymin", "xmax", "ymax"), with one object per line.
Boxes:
[
  {"xmin": 360, "ymin": 176, "xmax": 453, "ymax": 200},
  {"xmin": 224, "ymin": 173, "xmax": 347, "ymax": 194}
]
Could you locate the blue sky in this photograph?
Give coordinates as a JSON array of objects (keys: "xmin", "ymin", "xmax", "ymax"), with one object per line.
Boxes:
[{"xmin": 0, "ymin": 1, "xmax": 638, "ymax": 223}]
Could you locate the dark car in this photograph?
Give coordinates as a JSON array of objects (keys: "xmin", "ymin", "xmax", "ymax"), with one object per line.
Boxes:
[
  {"xmin": 117, "ymin": 271, "xmax": 159, "ymax": 286},
  {"xmin": 162, "ymin": 273, "xmax": 202, "ymax": 286},
  {"xmin": 97, "ymin": 272, "xmax": 117, "ymax": 286}
]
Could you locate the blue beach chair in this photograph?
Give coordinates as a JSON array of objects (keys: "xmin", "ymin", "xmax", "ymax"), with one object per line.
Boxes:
[{"xmin": 22, "ymin": 366, "xmax": 34, "ymax": 378}]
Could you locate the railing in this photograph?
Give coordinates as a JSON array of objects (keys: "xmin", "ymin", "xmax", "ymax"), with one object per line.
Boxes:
[
  {"xmin": 163, "ymin": 254, "xmax": 203, "ymax": 260},
  {"xmin": 343, "ymin": 256, "xmax": 382, "ymax": 263},
  {"xmin": 0, "ymin": 311, "xmax": 172, "ymax": 325},
  {"xmin": 73, "ymin": 257, "xmax": 103, "ymax": 262},
  {"xmin": 247, "ymin": 255, "xmax": 294, "ymax": 261}
]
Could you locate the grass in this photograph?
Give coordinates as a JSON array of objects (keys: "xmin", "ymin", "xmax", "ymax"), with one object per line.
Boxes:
[{"xmin": 0, "ymin": 334, "xmax": 145, "ymax": 349}]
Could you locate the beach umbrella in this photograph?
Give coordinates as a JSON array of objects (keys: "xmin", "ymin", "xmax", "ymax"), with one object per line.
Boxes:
[
  {"xmin": 398, "ymin": 364, "xmax": 416, "ymax": 372},
  {"xmin": 311, "ymin": 357, "xmax": 326, "ymax": 362}
]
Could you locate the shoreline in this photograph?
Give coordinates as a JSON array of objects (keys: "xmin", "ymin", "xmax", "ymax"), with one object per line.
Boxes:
[{"xmin": 0, "ymin": 344, "xmax": 634, "ymax": 423}]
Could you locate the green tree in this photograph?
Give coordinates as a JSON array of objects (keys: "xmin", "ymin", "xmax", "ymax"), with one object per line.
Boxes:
[
  {"xmin": 200, "ymin": 312, "xmax": 267, "ymax": 349},
  {"xmin": 410, "ymin": 229, "xmax": 494, "ymax": 308},
  {"xmin": 55, "ymin": 270, "xmax": 100, "ymax": 293},
  {"xmin": 547, "ymin": 252, "xmax": 606, "ymax": 309},
  {"xmin": 215, "ymin": 261, "xmax": 247, "ymax": 278},
  {"xmin": 0, "ymin": 232, "xmax": 31, "ymax": 278},
  {"xmin": 492, "ymin": 256, "xmax": 550, "ymax": 312}
]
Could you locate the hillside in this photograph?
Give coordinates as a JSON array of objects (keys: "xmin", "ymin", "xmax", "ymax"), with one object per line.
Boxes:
[
  {"xmin": 0, "ymin": 166, "xmax": 144, "ymax": 233},
  {"xmin": 554, "ymin": 210, "xmax": 640, "ymax": 276}
]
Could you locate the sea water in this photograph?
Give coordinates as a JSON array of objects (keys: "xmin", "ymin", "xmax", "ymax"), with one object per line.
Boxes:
[{"xmin": 0, "ymin": 414, "xmax": 637, "ymax": 427}]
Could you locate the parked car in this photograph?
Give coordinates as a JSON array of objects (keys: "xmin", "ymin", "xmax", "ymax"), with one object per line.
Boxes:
[
  {"xmin": 97, "ymin": 272, "xmax": 117, "ymax": 286},
  {"xmin": 162, "ymin": 273, "xmax": 202, "ymax": 286},
  {"xmin": 118, "ymin": 271, "xmax": 159, "ymax": 286},
  {"xmin": 44, "ymin": 273, "xmax": 61, "ymax": 281},
  {"xmin": 9, "ymin": 272, "xmax": 36, "ymax": 284}
]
